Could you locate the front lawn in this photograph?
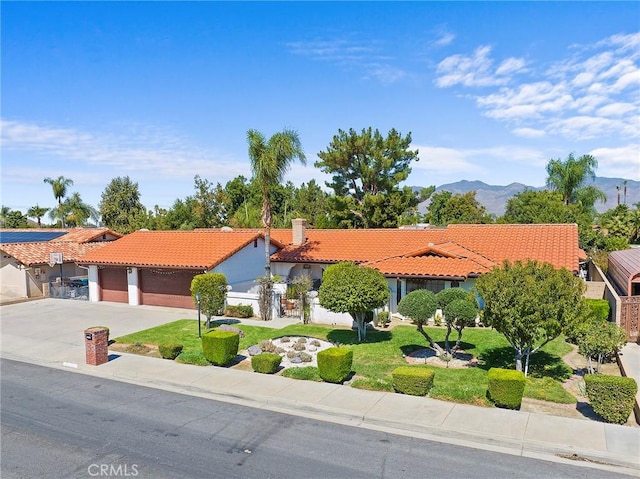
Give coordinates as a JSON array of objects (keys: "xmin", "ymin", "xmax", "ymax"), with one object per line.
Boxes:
[{"xmin": 113, "ymin": 320, "xmax": 576, "ymax": 406}]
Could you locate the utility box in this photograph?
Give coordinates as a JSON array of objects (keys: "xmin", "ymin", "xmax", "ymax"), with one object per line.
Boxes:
[{"xmin": 84, "ymin": 327, "xmax": 109, "ymax": 366}]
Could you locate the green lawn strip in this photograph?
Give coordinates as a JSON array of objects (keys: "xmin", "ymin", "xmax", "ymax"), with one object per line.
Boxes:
[{"xmin": 113, "ymin": 320, "xmax": 576, "ymax": 405}]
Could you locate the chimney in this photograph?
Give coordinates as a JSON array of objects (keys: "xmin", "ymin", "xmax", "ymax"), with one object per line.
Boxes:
[{"xmin": 292, "ymin": 218, "xmax": 307, "ymax": 246}]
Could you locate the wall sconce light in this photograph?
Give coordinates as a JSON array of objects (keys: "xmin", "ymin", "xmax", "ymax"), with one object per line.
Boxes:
[
  {"xmin": 127, "ymin": 267, "xmax": 133, "ymax": 274},
  {"xmin": 303, "ymin": 264, "xmax": 311, "ymax": 269}
]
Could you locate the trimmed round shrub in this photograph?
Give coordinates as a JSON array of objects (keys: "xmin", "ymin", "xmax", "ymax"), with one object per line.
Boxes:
[
  {"xmin": 392, "ymin": 366, "xmax": 435, "ymax": 396},
  {"xmin": 202, "ymin": 330, "xmax": 240, "ymax": 366},
  {"xmin": 158, "ymin": 343, "xmax": 184, "ymax": 360},
  {"xmin": 251, "ymin": 353, "xmax": 282, "ymax": 374},
  {"xmin": 317, "ymin": 347, "xmax": 353, "ymax": 384},
  {"xmin": 585, "ymin": 374, "xmax": 638, "ymax": 424},
  {"xmin": 375, "ymin": 311, "xmax": 390, "ymax": 327},
  {"xmin": 487, "ymin": 368, "xmax": 526, "ymax": 409}
]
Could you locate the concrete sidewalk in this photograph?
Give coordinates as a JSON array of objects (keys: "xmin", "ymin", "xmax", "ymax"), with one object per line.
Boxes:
[{"xmin": 1, "ymin": 299, "xmax": 639, "ymax": 476}]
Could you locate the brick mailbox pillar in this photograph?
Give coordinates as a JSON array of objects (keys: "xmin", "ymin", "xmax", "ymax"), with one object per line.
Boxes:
[{"xmin": 84, "ymin": 327, "xmax": 109, "ymax": 366}]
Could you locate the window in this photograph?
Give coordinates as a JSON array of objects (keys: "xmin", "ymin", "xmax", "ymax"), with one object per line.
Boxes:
[{"xmin": 406, "ymin": 279, "xmax": 445, "ymax": 294}]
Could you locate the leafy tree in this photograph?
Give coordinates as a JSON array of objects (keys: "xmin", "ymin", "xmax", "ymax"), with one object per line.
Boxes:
[
  {"xmin": 27, "ymin": 205, "xmax": 50, "ymax": 227},
  {"xmin": 475, "ymin": 260, "xmax": 587, "ymax": 376},
  {"xmin": 316, "ymin": 127, "xmax": 419, "ymax": 228},
  {"xmin": 191, "ymin": 175, "xmax": 229, "ymax": 228},
  {"xmin": 317, "ymin": 127, "xmax": 418, "ymax": 199},
  {"xmin": 397, "ymin": 289, "xmax": 443, "ymax": 355},
  {"xmin": 248, "ymin": 128, "xmax": 306, "ymax": 321},
  {"xmin": 5, "ymin": 210, "xmax": 28, "ymax": 228},
  {"xmin": 0, "ymin": 206, "xmax": 10, "ymax": 227},
  {"xmin": 44, "ymin": 176, "xmax": 74, "ymax": 227},
  {"xmin": 318, "ymin": 262, "xmax": 390, "ymax": 341},
  {"xmin": 436, "ymin": 288, "xmax": 478, "ymax": 355},
  {"xmin": 99, "ymin": 176, "xmax": 146, "ymax": 234},
  {"xmin": 545, "ymin": 153, "xmax": 606, "ymax": 208},
  {"xmin": 427, "ymin": 190, "xmax": 491, "ymax": 225},
  {"xmin": 576, "ymin": 318, "xmax": 627, "ymax": 374},
  {"xmin": 190, "ymin": 273, "xmax": 228, "ymax": 329},
  {"xmin": 289, "ymin": 179, "xmax": 330, "ymax": 228}
]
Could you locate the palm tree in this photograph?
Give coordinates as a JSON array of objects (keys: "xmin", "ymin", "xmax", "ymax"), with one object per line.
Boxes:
[
  {"xmin": 64, "ymin": 192, "xmax": 99, "ymax": 226},
  {"xmin": 247, "ymin": 128, "xmax": 306, "ymax": 320},
  {"xmin": 27, "ymin": 205, "xmax": 50, "ymax": 227},
  {"xmin": 545, "ymin": 153, "xmax": 606, "ymax": 207},
  {"xmin": 44, "ymin": 176, "xmax": 74, "ymax": 227}
]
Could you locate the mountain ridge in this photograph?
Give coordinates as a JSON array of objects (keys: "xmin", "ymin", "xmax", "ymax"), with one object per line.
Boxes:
[{"xmin": 415, "ymin": 177, "xmax": 639, "ymax": 216}]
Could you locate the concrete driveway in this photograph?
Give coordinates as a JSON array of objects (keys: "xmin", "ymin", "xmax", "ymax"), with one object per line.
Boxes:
[{"xmin": 1, "ymin": 299, "xmax": 196, "ymax": 365}]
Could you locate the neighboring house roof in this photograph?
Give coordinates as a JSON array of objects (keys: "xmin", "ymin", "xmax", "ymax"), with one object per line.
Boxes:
[
  {"xmin": 271, "ymin": 223, "xmax": 583, "ymax": 278},
  {"xmin": 78, "ymin": 230, "xmax": 274, "ymax": 270},
  {"xmin": 1, "ymin": 228, "xmax": 121, "ymax": 267},
  {"xmin": 608, "ymin": 248, "xmax": 640, "ymax": 296},
  {"xmin": 0, "ymin": 228, "xmax": 68, "ymax": 243}
]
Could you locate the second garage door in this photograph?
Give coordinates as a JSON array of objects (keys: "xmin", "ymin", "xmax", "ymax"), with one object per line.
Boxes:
[{"xmin": 140, "ymin": 269, "xmax": 197, "ymax": 309}]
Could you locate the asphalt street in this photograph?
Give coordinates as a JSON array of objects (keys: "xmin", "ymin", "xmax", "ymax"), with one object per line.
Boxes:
[{"xmin": 2, "ymin": 359, "xmax": 635, "ymax": 479}]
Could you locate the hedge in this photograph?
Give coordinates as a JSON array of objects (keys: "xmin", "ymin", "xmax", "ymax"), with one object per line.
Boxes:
[
  {"xmin": 585, "ymin": 374, "xmax": 637, "ymax": 424},
  {"xmin": 487, "ymin": 368, "xmax": 526, "ymax": 409},
  {"xmin": 392, "ymin": 366, "xmax": 435, "ymax": 396},
  {"xmin": 585, "ymin": 299, "xmax": 610, "ymax": 322},
  {"xmin": 224, "ymin": 304, "xmax": 254, "ymax": 318},
  {"xmin": 251, "ymin": 353, "xmax": 282, "ymax": 374},
  {"xmin": 158, "ymin": 343, "xmax": 184, "ymax": 360},
  {"xmin": 317, "ymin": 347, "xmax": 353, "ymax": 384},
  {"xmin": 202, "ymin": 330, "xmax": 240, "ymax": 366}
]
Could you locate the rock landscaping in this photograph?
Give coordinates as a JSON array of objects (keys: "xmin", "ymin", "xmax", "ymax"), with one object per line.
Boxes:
[{"xmin": 243, "ymin": 336, "xmax": 334, "ymax": 369}]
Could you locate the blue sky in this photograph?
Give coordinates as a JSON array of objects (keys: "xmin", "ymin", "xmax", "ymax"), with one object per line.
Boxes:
[{"xmin": 2, "ymin": 1, "xmax": 639, "ymax": 214}]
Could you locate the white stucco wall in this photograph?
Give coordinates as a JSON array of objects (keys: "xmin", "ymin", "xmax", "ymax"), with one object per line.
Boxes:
[
  {"xmin": 0, "ymin": 257, "xmax": 26, "ymax": 298},
  {"xmin": 212, "ymin": 238, "xmax": 271, "ymax": 292}
]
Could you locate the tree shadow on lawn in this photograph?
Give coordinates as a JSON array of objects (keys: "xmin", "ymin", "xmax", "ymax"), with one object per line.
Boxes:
[
  {"xmin": 327, "ymin": 329, "xmax": 392, "ymax": 345},
  {"xmin": 479, "ymin": 346, "xmax": 572, "ymax": 381},
  {"xmin": 400, "ymin": 340, "xmax": 477, "ymax": 357}
]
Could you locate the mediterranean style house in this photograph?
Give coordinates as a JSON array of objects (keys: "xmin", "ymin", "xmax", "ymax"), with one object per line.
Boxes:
[{"xmin": 75, "ymin": 220, "xmax": 585, "ymax": 321}]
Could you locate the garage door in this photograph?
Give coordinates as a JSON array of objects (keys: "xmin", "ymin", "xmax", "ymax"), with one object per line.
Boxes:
[
  {"xmin": 100, "ymin": 268, "xmax": 128, "ymax": 303},
  {"xmin": 140, "ymin": 269, "xmax": 197, "ymax": 309}
]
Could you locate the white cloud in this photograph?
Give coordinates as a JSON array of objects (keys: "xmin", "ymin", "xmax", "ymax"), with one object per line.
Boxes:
[
  {"xmin": 437, "ymin": 32, "xmax": 640, "ymax": 143},
  {"xmin": 286, "ymin": 38, "xmax": 405, "ymax": 84},
  {"xmin": 0, "ymin": 119, "xmax": 241, "ymax": 180},
  {"xmin": 513, "ymin": 127, "xmax": 546, "ymax": 138},
  {"xmin": 589, "ymin": 144, "xmax": 640, "ymax": 180}
]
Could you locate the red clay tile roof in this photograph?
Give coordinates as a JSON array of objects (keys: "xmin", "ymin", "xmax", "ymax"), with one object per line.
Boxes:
[
  {"xmin": 53, "ymin": 228, "xmax": 122, "ymax": 243},
  {"xmin": 78, "ymin": 230, "xmax": 268, "ymax": 270},
  {"xmin": 271, "ymin": 224, "xmax": 582, "ymax": 277},
  {"xmin": 2, "ymin": 242, "xmax": 109, "ymax": 267},
  {"xmin": 1, "ymin": 227, "xmax": 121, "ymax": 266},
  {"xmin": 366, "ymin": 256, "xmax": 491, "ymax": 278}
]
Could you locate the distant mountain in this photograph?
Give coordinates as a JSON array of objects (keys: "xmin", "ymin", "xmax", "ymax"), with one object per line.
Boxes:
[{"xmin": 415, "ymin": 177, "xmax": 639, "ymax": 217}]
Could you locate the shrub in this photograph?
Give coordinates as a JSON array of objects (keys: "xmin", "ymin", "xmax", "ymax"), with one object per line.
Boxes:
[
  {"xmin": 585, "ymin": 299, "xmax": 610, "ymax": 322},
  {"xmin": 392, "ymin": 366, "xmax": 435, "ymax": 396},
  {"xmin": 201, "ymin": 330, "xmax": 239, "ymax": 366},
  {"xmin": 158, "ymin": 343, "xmax": 183, "ymax": 360},
  {"xmin": 317, "ymin": 347, "xmax": 353, "ymax": 384},
  {"xmin": 251, "ymin": 353, "xmax": 282, "ymax": 374},
  {"xmin": 299, "ymin": 352, "xmax": 312, "ymax": 362},
  {"xmin": 487, "ymin": 368, "xmax": 526, "ymax": 409},
  {"xmin": 224, "ymin": 304, "xmax": 254, "ymax": 318},
  {"xmin": 375, "ymin": 311, "xmax": 390, "ymax": 328},
  {"xmin": 585, "ymin": 374, "xmax": 637, "ymax": 424},
  {"xmin": 259, "ymin": 340, "xmax": 277, "ymax": 353}
]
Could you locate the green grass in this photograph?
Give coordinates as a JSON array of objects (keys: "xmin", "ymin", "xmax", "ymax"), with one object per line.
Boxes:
[{"xmin": 113, "ymin": 320, "xmax": 577, "ymax": 406}]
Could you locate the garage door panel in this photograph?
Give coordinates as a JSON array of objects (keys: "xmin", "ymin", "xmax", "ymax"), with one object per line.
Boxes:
[
  {"xmin": 140, "ymin": 269, "xmax": 196, "ymax": 309},
  {"xmin": 100, "ymin": 268, "xmax": 128, "ymax": 303}
]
